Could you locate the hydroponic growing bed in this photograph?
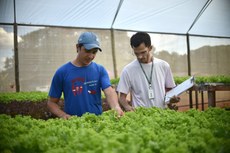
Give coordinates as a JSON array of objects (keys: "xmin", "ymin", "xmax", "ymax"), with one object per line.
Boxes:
[{"xmin": 0, "ymin": 107, "xmax": 229, "ymax": 153}]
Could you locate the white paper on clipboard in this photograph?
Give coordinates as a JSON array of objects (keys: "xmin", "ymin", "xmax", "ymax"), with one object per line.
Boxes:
[{"xmin": 164, "ymin": 76, "xmax": 195, "ymax": 104}]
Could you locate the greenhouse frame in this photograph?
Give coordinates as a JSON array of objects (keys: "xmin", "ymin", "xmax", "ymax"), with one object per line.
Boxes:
[{"xmin": 0, "ymin": 0, "xmax": 229, "ymax": 95}]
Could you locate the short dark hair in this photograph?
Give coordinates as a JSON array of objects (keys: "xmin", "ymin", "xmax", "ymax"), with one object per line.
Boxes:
[{"xmin": 130, "ymin": 32, "xmax": 151, "ymax": 48}]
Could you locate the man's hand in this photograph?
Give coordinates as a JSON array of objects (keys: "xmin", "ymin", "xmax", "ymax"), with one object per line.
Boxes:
[
  {"xmin": 60, "ymin": 113, "xmax": 72, "ymax": 120},
  {"xmin": 168, "ymin": 95, "xmax": 180, "ymax": 110},
  {"xmin": 113, "ymin": 106, "xmax": 125, "ymax": 117},
  {"xmin": 48, "ymin": 97, "xmax": 72, "ymax": 119},
  {"xmin": 123, "ymin": 104, "xmax": 135, "ymax": 112},
  {"xmin": 169, "ymin": 95, "xmax": 180, "ymax": 104},
  {"xmin": 167, "ymin": 103, "xmax": 178, "ymax": 110}
]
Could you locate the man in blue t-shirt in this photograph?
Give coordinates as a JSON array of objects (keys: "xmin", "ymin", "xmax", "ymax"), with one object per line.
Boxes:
[{"xmin": 48, "ymin": 32, "xmax": 124, "ymax": 119}]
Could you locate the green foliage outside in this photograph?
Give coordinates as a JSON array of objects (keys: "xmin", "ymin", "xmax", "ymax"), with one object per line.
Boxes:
[
  {"xmin": 0, "ymin": 107, "xmax": 229, "ymax": 153},
  {"xmin": 110, "ymin": 78, "xmax": 120, "ymax": 85},
  {"xmin": 194, "ymin": 75, "xmax": 230, "ymax": 84},
  {"xmin": 111, "ymin": 75, "xmax": 230, "ymax": 85}
]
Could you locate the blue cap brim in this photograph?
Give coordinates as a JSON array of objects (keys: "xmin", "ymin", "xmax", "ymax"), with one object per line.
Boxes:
[{"xmin": 84, "ymin": 44, "xmax": 102, "ymax": 51}]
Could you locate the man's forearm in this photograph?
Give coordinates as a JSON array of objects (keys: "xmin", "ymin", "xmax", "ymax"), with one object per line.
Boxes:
[
  {"xmin": 106, "ymin": 90, "xmax": 120, "ymax": 109},
  {"xmin": 47, "ymin": 101, "xmax": 67, "ymax": 118},
  {"xmin": 119, "ymin": 97, "xmax": 133, "ymax": 111},
  {"xmin": 104, "ymin": 87, "xmax": 124, "ymax": 116}
]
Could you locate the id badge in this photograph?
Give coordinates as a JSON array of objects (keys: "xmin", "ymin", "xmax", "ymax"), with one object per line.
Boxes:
[{"xmin": 148, "ymin": 88, "xmax": 154, "ymax": 99}]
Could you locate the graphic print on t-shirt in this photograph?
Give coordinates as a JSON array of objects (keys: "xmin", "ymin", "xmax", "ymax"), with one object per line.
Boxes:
[
  {"xmin": 71, "ymin": 77, "xmax": 85, "ymax": 96},
  {"xmin": 71, "ymin": 77, "xmax": 98, "ymax": 96},
  {"xmin": 85, "ymin": 80, "xmax": 98, "ymax": 95}
]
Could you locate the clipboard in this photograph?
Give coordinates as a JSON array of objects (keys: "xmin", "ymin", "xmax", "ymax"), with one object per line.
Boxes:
[{"xmin": 164, "ymin": 76, "xmax": 195, "ymax": 104}]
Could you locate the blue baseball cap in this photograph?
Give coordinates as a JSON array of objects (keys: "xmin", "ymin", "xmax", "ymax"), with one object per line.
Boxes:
[{"xmin": 78, "ymin": 32, "xmax": 102, "ymax": 51}]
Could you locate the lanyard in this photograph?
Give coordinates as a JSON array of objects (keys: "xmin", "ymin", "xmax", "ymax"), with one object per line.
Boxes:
[{"xmin": 139, "ymin": 60, "xmax": 154, "ymax": 88}]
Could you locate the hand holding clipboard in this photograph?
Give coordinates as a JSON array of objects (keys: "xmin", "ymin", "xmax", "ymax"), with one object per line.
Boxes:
[{"xmin": 164, "ymin": 76, "xmax": 195, "ymax": 104}]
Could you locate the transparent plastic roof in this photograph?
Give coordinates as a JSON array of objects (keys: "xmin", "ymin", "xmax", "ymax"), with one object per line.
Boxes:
[
  {"xmin": 113, "ymin": 0, "xmax": 207, "ymax": 34},
  {"xmin": 0, "ymin": 0, "xmax": 229, "ymax": 37},
  {"xmin": 189, "ymin": 0, "xmax": 230, "ymax": 37}
]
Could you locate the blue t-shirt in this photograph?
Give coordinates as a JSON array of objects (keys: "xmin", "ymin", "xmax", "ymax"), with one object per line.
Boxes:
[{"xmin": 49, "ymin": 62, "xmax": 111, "ymax": 116}]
